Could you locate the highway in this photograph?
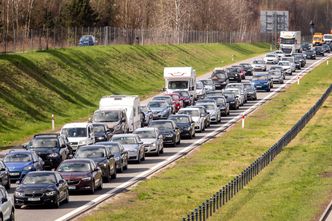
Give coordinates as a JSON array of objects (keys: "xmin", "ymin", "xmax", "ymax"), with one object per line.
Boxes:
[{"xmin": 5, "ymin": 54, "xmax": 330, "ymax": 221}]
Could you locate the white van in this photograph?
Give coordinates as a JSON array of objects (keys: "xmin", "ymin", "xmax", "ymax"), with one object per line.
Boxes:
[
  {"xmin": 60, "ymin": 122, "xmax": 95, "ymax": 151},
  {"xmin": 164, "ymin": 67, "xmax": 197, "ymax": 100},
  {"xmin": 99, "ymin": 95, "xmax": 141, "ymax": 132}
]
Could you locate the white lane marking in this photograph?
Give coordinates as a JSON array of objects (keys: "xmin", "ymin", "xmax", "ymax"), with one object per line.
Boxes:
[{"xmin": 56, "ymin": 56, "xmax": 330, "ymax": 221}]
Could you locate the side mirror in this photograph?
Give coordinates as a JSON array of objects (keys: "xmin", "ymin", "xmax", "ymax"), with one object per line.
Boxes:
[
  {"xmin": 58, "ymin": 179, "xmax": 65, "ymax": 185},
  {"xmin": 0, "ymin": 168, "xmax": 5, "ymax": 171},
  {"xmin": 61, "ymin": 144, "xmax": 66, "ymax": 148},
  {"xmin": 139, "ymin": 141, "xmax": 144, "ymax": 145},
  {"xmin": 108, "ymin": 154, "xmax": 114, "ymax": 159},
  {"xmin": 94, "ymin": 167, "xmax": 100, "ymax": 172},
  {"xmin": 68, "ymin": 154, "xmax": 73, "ymax": 159},
  {"xmin": 1, "ymin": 198, "xmax": 8, "ymax": 203}
]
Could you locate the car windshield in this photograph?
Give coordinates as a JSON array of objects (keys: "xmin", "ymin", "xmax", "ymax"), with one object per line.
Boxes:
[
  {"xmin": 223, "ymin": 92, "xmax": 235, "ymax": 98},
  {"xmin": 225, "ymin": 89, "xmax": 239, "ymax": 95},
  {"xmin": 76, "ymin": 147, "xmax": 106, "ymax": 158},
  {"xmin": 270, "ymin": 66, "xmax": 281, "ymax": 70},
  {"xmin": 244, "ymin": 84, "xmax": 253, "ymax": 90},
  {"xmin": 282, "ymin": 58, "xmax": 293, "ymax": 62},
  {"xmin": 58, "ymin": 162, "xmax": 91, "ymax": 172},
  {"xmin": 253, "ymin": 60, "xmax": 264, "ymax": 64},
  {"xmin": 4, "ymin": 153, "xmax": 32, "ymax": 162},
  {"xmin": 149, "ymin": 121, "xmax": 173, "ymax": 129},
  {"xmin": 93, "ymin": 125, "xmax": 105, "ymax": 133},
  {"xmin": 266, "ymin": 54, "xmax": 275, "ymax": 57},
  {"xmin": 169, "ymin": 116, "xmax": 190, "ymax": 123},
  {"xmin": 168, "ymin": 81, "xmax": 188, "ymax": 89},
  {"xmin": 227, "ymin": 84, "xmax": 240, "ymax": 89},
  {"xmin": 80, "ymin": 36, "xmax": 91, "ymax": 41},
  {"xmin": 31, "ymin": 138, "xmax": 58, "ymax": 148},
  {"xmin": 206, "ymin": 91, "xmax": 223, "ymax": 97},
  {"xmin": 148, "ymin": 101, "xmax": 167, "ymax": 108},
  {"xmin": 134, "ymin": 130, "xmax": 156, "ymax": 139},
  {"xmin": 62, "ymin": 128, "xmax": 87, "ymax": 138},
  {"xmin": 271, "ymin": 71, "xmax": 281, "ymax": 76},
  {"xmin": 112, "ymin": 136, "xmax": 137, "ymax": 144},
  {"xmin": 178, "ymin": 109, "xmax": 200, "ymax": 117},
  {"xmin": 201, "ymin": 104, "xmax": 215, "ymax": 110},
  {"xmin": 201, "ymin": 80, "xmax": 213, "ymax": 85},
  {"xmin": 196, "ymin": 82, "xmax": 203, "ymax": 89},
  {"xmin": 23, "ymin": 173, "xmax": 56, "ymax": 184},
  {"xmin": 93, "ymin": 111, "xmax": 120, "ymax": 123},
  {"xmin": 153, "ymin": 97, "xmax": 170, "ymax": 101},
  {"xmin": 253, "ymin": 75, "xmax": 268, "ymax": 80}
]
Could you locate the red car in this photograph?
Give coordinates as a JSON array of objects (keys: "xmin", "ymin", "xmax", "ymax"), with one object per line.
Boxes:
[
  {"xmin": 164, "ymin": 93, "xmax": 183, "ymax": 112},
  {"xmin": 172, "ymin": 91, "xmax": 193, "ymax": 107}
]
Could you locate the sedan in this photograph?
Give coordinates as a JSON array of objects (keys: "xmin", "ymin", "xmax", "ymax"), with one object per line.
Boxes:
[
  {"xmin": 152, "ymin": 95, "xmax": 175, "ymax": 113},
  {"xmin": 148, "ymin": 120, "xmax": 180, "ymax": 147},
  {"xmin": 315, "ymin": 46, "xmax": 325, "ymax": 56},
  {"xmin": 239, "ymin": 63, "xmax": 253, "ymax": 76},
  {"xmin": 191, "ymin": 105, "xmax": 211, "ymax": 129},
  {"xmin": 57, "ymin": 159, "xmax": 103, "ymax": 193},
  {"xmin": 196, "ymin": 103, "xmax": 221, "ymax": 123},
  {"xmin": 14, "ymin": 171, "xmax": 69, "ymax": 208},
  {"xmin": 223, "ymin": 91, "xmax": 240, "ymax": 110},
  {"xmin": 251, "ymin": 74, "xmax": 271, "ymax": 92},
  {"xmin": 252, "ymin": 59, "xmax": 267, "ymax": 71},
  {"xmin": 168, "ymin": 114, "xmax": 195, "ymax": 139},
  {"xmin": 243, "ymin": 82, "xmax": 257, "ymax": 100},
  {"xmin": 224, "ymin": 88, "xmax": 244, "ymax": 106},
  {"xmin": 278, "ymin": 61, "xmax": 293, "ymax": 75},
  {"xmin": 225, "ymin": 67, "xmax": 242, "ymax": 82},
  {"xmin": 211, "ymin": 68, "xmax": 229, "ymax": 89},
  {"xmin": 207, "ymin": 96, "xmax": 230, "ymax": 116},
  {"xmin": 74, "ymin": 145, "xmax": 116, "ymax": 182},
  {"xmin": 0, "ymin": 186, "xmax": 15, "ymax": 220},
  {"xmin": 139, "ymin": 105, "xmax": 153, "ymax": 126},
  {"xmin": 111, "ymin": 134, "xmax": 145, "ymax": 163},
  {"xmin": 133, "ymin": 127, "xmax": 164, "ymax": 156},
  {"xmin": 178, "ymin": 108, "xmax": 206, "ymax": 132},
  {"xmin": 148, "ymin": 100, "xmax": 172, "ymax": 120},
  {"xmin": 92, "ymin": 123, "xmax": 112, "ymax": 142},
  {"xmin": 264, "ymin": 53, "xmax": 279, "ymax": 64},
  {"xmin": 4, "ymin": 150, "xmax": 44, "ymax": 183},
  {"xmin": 225, "ymin": 83, "xmax": 248, "ymax": 103},
  {"xmin": 322, "ymin": 44, "xmax": 331, "ymax": 53},
  {"xmin": 0, "ymin": 161, "xmax": 10, "ymax": 190},
  {"xmin": 303, "ymin": 50, "xmax": 316, "ymax": 60},
  {"xmin": 269, "ymin": 70, "xmax": 284, "ymax": 84},
  {"xmin": 97, "ymin": 142, "xmax": 129, "ymax": 172}
]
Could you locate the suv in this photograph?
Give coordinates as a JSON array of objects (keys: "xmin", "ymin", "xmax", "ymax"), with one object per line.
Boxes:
[
  {"xmin": 225, "ymin": 67, "xmax": 242, "ymax": 82},
  {"xmin": 210, "ymin": 68, "xmax": 229, "ymax": 89},
  {"xmin": 26, "ymin": 133, "xmax": 71, "ymax": 169}
]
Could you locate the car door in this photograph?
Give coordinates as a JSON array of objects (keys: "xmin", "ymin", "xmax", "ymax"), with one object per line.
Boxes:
[
  {"xmin": 58, "ymin": 137, "xmax": 68, "ymax": 161},
  {"xmin": 0, "ymin": 188, "xmax": 10, "ymax": 220},
  {"xmin": 118, "ymin": 144, "xmax": 128, "ymax": 167},
  {"xmin": 0, "ymin": 162, "xmax": 9, "ymax": 186},
  {"xmin": 91, "ymin": 161, "xmax": 102, "ymax": 186},
  {"xmin": 55, "ymin": 173, "xmax": 67, "ymax": 201}
]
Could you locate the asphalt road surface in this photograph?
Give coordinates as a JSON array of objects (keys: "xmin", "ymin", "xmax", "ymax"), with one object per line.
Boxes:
[{"xmin": 6, "ymin": 54, "xmax": 330, "ymax": 221}]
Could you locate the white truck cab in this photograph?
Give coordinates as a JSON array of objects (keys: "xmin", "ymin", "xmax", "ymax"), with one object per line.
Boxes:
[
  {"xmin": 164, "ymin": 67, "xmax": 197, "ymax": 100},
  {"xmin": 279, "ymin": 31, "xmax": 301, "ymax": 56},
  {"xmin": 60, "ymin": 122, "xmax": 95, "ymax": 151}
]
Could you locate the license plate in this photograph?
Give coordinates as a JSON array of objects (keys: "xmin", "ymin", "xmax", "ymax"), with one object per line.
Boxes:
[
  {"xmin": 229, "ymin": 78, "xmax": 234, "ymax": 80},
  {"xmin": 28, "ymin": 197, "xmax": 40, "ymax": 201},
  {"xmin": 68, "ymin": 186, "xmax": 76, "ymax": 190},
  {"xmin": 10, "ymin": 172, "xmax": 19, "ymax": 176},
  {"xmin": 256, "ymin": 86, "xmax": 262, "ymax": 88}
]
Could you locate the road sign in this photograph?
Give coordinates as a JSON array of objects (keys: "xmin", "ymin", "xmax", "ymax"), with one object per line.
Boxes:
[{"xmin": 260, "ymin": 11, "xmax": 289, "ymax": 33}]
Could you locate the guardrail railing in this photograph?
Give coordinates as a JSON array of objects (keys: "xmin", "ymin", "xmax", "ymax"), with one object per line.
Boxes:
[{"xmin": 182, "ymin": 84, "xmax": 332, "ymax": 221}]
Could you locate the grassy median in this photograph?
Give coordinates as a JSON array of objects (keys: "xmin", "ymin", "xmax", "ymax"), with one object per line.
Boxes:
[
  {"xmin": 0, "ymin": 43, "xmax": 269, "ymax": 147},
  {"xmin": 80, "ymin": 58, "xmax": 332, "ymax": 221}
]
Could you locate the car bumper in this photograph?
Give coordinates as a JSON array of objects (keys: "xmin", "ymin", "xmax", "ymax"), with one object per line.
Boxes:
[
  {"xmin": 254, "ymin": 85, "xmax": 269, "ymax": 90},
  {"xmin": 162, "ymin": 136, "xmax": 175, "ymax": 144},
  {"xmin": 144, "ymin": 145, "xmax": 158, "ymax": 153},
  {"xmin": 127, "ymin": 151, "xmax": 140, "ymax": 161},
  {"xmin": 14, "ymin": 195, "xmax": 58, "ymax": 206},
  {"xmin": 66, "ymin": 179, "xmax": 93, "ymax": 191}
]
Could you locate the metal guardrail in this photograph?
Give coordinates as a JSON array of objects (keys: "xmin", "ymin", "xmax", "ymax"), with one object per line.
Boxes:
[{"xmin": 182, "ymin": 84, "xmax": 332, "ymax": 221}]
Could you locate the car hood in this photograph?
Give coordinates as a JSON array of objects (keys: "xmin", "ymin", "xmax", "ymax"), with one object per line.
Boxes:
[
  {"xmin": 122, "ymin": 144, "xmax": 140, "ymax": 151},
  {"xmin": 150, "ymin": 107, "xmax": 166, "ymax": 113},
  {"xmin": 94, "ymin": 131, "xmax": 106, "ymax": 137},
  {"xmin": 192, "ymin": 116, "xmax": 200, "ymax": 122},
  {"xmin": 60, "ymin": 171, "xmax": 91, "ymax": 180},
  {"xmin": 252, "ymin": 80, "xmax": 268, "ymax": 84},
  {"xmin": 158, "ymin": 128, "xmax": 174, "ymax": 134},
  {"xmin": 5, "ymin": 162, "xmax": 32, "ymax": 171},
  {"xmin": 141, "ymin": 139, "xmax": 156, "ymax": 145},
  {"xmin": 17, "ymin": 184, "xmax": 56, "ymax": 193}
]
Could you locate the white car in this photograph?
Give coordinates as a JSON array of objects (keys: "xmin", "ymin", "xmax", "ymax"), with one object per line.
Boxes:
[
  {"xmin": 0, "ymin": 186, "xmax": 15, "ymax": 220},
  {"xmin": 60, "ymin": 122, "xmax": 95, "ymax": 151},
  {"xmin": 278, "ymin": 61, "xmax": 293, "ymax": 75},
  {"xmin": 274, "ymin": 50, "xmax": 285, "ymax": 59},
  {"xmin": 264, "ymin": 53, "xmax": 279, "ymax": 64},
  {"xmin": 251, "ymin": 60, "xmax": 267, "ymax": 71},
  {"xmin": 200, "ymin": 79, "xmax": 215, "ymax": 91},
  {"xmin": 178, "ymin": 107, "xmax": 205, "ymax": 132},
  {"xmin": 196, "ymin": 81, "xmax": 206, "ymax": 99}
]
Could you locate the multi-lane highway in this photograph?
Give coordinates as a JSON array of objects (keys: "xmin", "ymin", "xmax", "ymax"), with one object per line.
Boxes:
[{"xmin": 6, "ymin": 54, "xmax": 330, "ymax": 221}]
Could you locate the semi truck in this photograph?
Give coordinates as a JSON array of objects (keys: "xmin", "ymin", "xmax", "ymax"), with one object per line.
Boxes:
[{"xmin": 279, "ymin": 31, "xmax": 301, "ymax": 56}]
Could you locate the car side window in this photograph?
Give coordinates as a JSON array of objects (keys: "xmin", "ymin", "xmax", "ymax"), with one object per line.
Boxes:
[
  {"xmin": 90, "ymin": 161, "xmax": 96, "ymax": 171},
  {"xmin": 0, "ymin": 189, "xmax": 5, "ymax": 199},
  {"xmin": 55, "ymin": 173, "xmax": 62, "ymax": 182},
  {"xmin": 0, "ymin": 162, "xmax": 5, "ymax": 170}
]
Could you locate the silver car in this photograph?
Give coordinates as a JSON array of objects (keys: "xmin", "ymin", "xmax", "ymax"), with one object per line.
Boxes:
[
  {"xmin": 197, "ymin": 103, "xmax": 221, "ymax": 123},
  {"xmin": 225, "ymin": 83, "xmax": 248, "ymax": 103},
  {"xmin": 111, "ymin": 134, "xmax": 145, "ymax": 163},
  {"xmin": 178, "ymin": 107, "xmax": 206, "ymax": 132},
  {"xmin": 200, "ymin": 79, "xmax": 215, "ymax": 91},
  {"xmin": 133, "ymin": 127, "xmax": 164, "ymax": 156},
  {"xmin": 252, "ymin": 59, "xmax": 267, "ymax": 71}
]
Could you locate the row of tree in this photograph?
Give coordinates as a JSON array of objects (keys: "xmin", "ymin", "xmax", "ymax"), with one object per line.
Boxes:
[{"xmin": 0, "ymin": 0, "xmax": 331, "ymax": 37}]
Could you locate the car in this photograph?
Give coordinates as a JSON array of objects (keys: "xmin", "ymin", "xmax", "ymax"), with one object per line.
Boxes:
[
  {"xmin": 314, "ymin": 46, "xmax": 325, "ymax": 56},
  {"xmin": 224, "ymin": 88, "xmax": 244, "ymax": 106},
  {"xmin": 269, "ymin": 70, "xmax": 284, "ymax": 84},
  {"xmin": 96, "ymin": 141, "xmax": 129, "ymax": 172},
  {"xmin": 273, "ymin": 50, "xmax": 285, "ymax": 59},
  {"xmin": 177, "ymin": 107, "xmax": 206, "ymax": 132},
  {"xmin": 0, "ymin": 185, "xmax": 15, "ymax": 220},
  {"xmin": 264, "ymin": 53, "xmax": 279, "ymax": 64},
  {"xmin": 14, "ymin": 171, "xmax": 69, "ymax": 208},
  {"xmin": 61, "ymin": 122, "xmax": 95, "ymax": 151},
  {"xmin": 293, "ymin": 53, "xmax": 306, "ymax": 67},
  {"xmin": 254, "ymin": 72, "xmax": 273, "ymax": 88},
  {"xmin": 152, "ymin": 95, "xmax": 176, "ymax": 113},
  {"xmin": 148, "ymin": 100, "xmax": 173, "ymax": 120},
  {"xmin": 92, "ymin": 109, "xmax": 129, "ymax": 135},
  {"xmin": 301, "ymin": 42, "xmax": 311, "ymax": 51},
  {"xmin": 242, "ymin": 82, "xmax": 257, "ymax": 100},
  {"xmin": 174, "ymin": 91, "xmax": 193, "ymax": 107},
  {"xmin": 282, "ymin": 56, "xmax": 300, "ymax": 70},
  {"xmin": 148, "ymin": 120, "xmax": 180, "ymax": 147},
  {"xmin": 196, "ymin": 103, "xmax": 221, "ymax": 123},
  {"xmin": 92, "ymin": 123, "xmax": 112, "ymax": 142},
  {"xmin": 199, "ymin": 79, "xmax": 215, "ymax": 91},
  {"xmin": 139, "ymin": 105, "xmax": 153, "ymax": 126},
  {"xmin": 133, "ymin": 127, "xmax": 164, "ymax": 155},
  {"xmin": 57, "ymin": 159, "xmax": 103, "ymax": 193},
  {"xmin": 190, "ymin": 105, "xmax": 211, "ymax": 128},
  {"xmin": 231, "ymin": 65, "xmax": 246, "ymax": 79},
  {"xmin": 25, "ymin": 133, "xmax": 71, "ymax": 170},
  {"xmin": 74, "ymin": 145, "xmax": 116, "ymax": 182},
  {"xmin": 79, "ymin": 35, "xmax": 96, "ymax": 46},
  {"xmin": 251, "ymin": 74, "xmax": 271, "ymax": 92},
  {"xmin": 4, "ymin": 150, "xmax": 44, "ymax": 183},
  {"xmin": 251, "ymin": 59, "xmax": 267, "ymax": 71},
  {"xmin": 165, "ymin": 93, "xmax": 184, "ymax": 112},
  {"xmin": 303, "ymin": 50, "xmax": 316, "ymax": 60},
  {"xmin": 293, "ymin": 56, "xmax": 302, "ymax": 70},
  {"xmin": 210, "ymin": 68, "xmax": 229, "ymax": 89},
  {"xmin": 0, "ymin": 161, "xmax": 10, "ymax": 190},
  {"xmin": 222, "ymin": 91, "xmax": 240, "ymax": 110},
  {"xmin": 195, "ymin": 99, "xmax": 217, "ymax": 106},
  {"xmin": 225, "ymin": 83, "xmax": 248, "ymax": 103},
  {"xmin": 277, "ymin": 61, "xmax": 293, "ymax": 75},
  {"xmin": 196, "ymin": 81, "xmax": 206, "ymax": 99},
  {"xmin": 225, "ymin": 67, "xmax": 242, "ymax": 82},
  {"xmin": 168, "ymin": 115, "xmax": 196, "ymax": 139},
  {"xmin": 207, "ymin": 96, "xmax": 230, "ymax": 116},
  {"xmin": 321, "ymin": 44, "xmax": 331, "ymax": 53},
  {"xmin": 111, "ymin": 134, "xmax": 145, "ymax": 163},
  {"xmin": 239, "ymin": 63, "xmax": 254, "ymax": 76},
  {"xmin": 269, "ymin": 65, "xmax": 286, "ymax": 79}
]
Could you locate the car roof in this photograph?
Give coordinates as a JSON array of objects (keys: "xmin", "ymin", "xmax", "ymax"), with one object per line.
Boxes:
[
  {"xmin": 7, "ymin": 150, "xmax": 34, "ymax": 155},
  {"xmin": 62, "ymin": 159, "xmax": 93, "ymax": 164},
  {"xmin": 169, "ymin": 114, "xmax": 190, "ymax": 118},
  {"xmin": 62, "ymin": 122, "xmax": 90, "ymax": 128},
  {"xmin": 150, "ymin": 120, "xmax": 173, "ymax": 123},
  {"xmin": 179, "ymin": 107, "xmax": 200, "ymax": 111},
  {"xmin": 80, "ymin": 145, "xmax": 106, "ymax": 149},
  {"xmin": 112, "ymin": 134, "xmax": 139, "ymax": 138},
  {"xmin": 134, "ymin": 127, "xmax": 156, "ymax": 132},
  {"xmin": 27, "ymin": 171, "xmax": 57, "ymax": 175}
]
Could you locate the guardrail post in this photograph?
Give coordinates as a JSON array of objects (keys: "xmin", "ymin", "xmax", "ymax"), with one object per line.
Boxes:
[
  {"xmin": 187, "ymin": 214, "xmax": 191, "ymax": 221},
  {"xmin": 213, "ymin": 195, "xmax": 216, "ymax": 213},
  {"xmin": 216, "ymin": 193, "xmax": 219, "ymax": 210},
  {"xmin": 222, "ymin": 187, "xmax": 226, "ymax": 205},
  {"xmin": 202, "ymin": 203, "xmax": 206, "ymax": 221},
  {"xmin": 210, "ymin": 198, "xmax": 213, "ymax": 216},
  {"xmin": 199, "ymin": 206, "xmax": 202, "ymax": 221},
  {"xmin": 183, "ymin": 217, "xmax": 187, "ymax": 221},
  {"xmin": 195, "ymin": 208, "xmax": 198, "ymax": 221},
  {"xmin": 191, "ymin": 211, "xmax": 195, "ymax": 221},
  {"xmin": 206, "ymin": 200, "xmax": 209, "ymax": 218}
]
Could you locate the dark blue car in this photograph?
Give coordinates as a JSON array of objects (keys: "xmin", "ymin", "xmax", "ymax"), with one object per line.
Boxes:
[
  {"xmin": 251, "ymin": 74, "xmax": 271, "ymax": 92},
  {"xmin": 4, "ymin": 150, "xmax": 44, "ymax": 182},
  {"xmin": 79, "ymin": 35, "xmax": 96, "ymax": 46}
]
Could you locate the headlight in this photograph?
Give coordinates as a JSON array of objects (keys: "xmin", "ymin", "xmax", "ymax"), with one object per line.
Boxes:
[
  {"xmin": 48, "ymin": 153, "xmax": 59, "ymax": 158},
  {"xmin": 79, "ymin": 140, "xmax": 87, "ymax": 145},
  {"xmin": 151, "ymin": 143, "xmax": 156, "ymax": 147},
  {"xmin": 82, "ymin": 177, "xmax": 92, "ymax": 181},
  {"xmin": 166, "ymin": 134, "xmax": 173, "ymax": 137},
  {"xmin": 187, "ymin": 127, "xmax": 191, "ymax": 130},
  {"xmin": 98, "ymin": 162, "xmax": 107, "ymax": 168},
  {"xmin": 23, "ymin": 165, "xmax": 33, "ymax": 171},
  {"xmin": 46, "ymin": 191, "xmax": 57, "ymax": 196},
  {"xmin": 15, "ymin": 191, "xmax": 24, "ymax": 197}
]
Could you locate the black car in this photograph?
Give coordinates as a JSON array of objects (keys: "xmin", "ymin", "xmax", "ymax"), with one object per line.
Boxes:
[
  {"xmin": 97, "ymin": 141, "xmax": 129, "ymax": 172},
  {"xmin": 210, "ymin": 69, "xmax": 229, "ymax": 89},
  {"xmin": 293, "ymin": 53, "xmax": 306, "ymax": 67},
  {"xmin": 315, "ymin": 46, "xmax": 325, "ymax": 56},
  {"xmin": 168, "ymin": 114, "xmax": 195, "ymax": 139},
  {"xmin": 93, "ymin": 123, "xmax": 112, "ymax": 142},
  {"xmin": 243, "ymin": 82, "xmax": 257, "ymax": 100},
  {"xmin": 223, "ymin": 91, "xmax": 240, "ymax": 109},
  {"xmin": 301, "ymin": 42, "xmax": 311, "ymax": 51},
  {"xmin": 26, "ymin": 133, "xmax": 71, "ymax": 170},
  {"xmin": 303, "ymin": 50, "xmax": 316, "ymax": 60},
  {"xmin": 139, "ymin": 106, "xmax": 153, "ymax": 126},
  {"xmin": 225, "ymin": 67, "xmax": 242, "ymax": 82},
  {"xmin": 148, "ymin": 120, "xmax": 180, "ymax": 147},
  {"xmin": 239, "ymin": 63, "xmax": 253, "ymax": 76},
  {"xmin": 207, "ymin": 96, "xmax": 230, "ymax": 116},
  {"xmin": 322, "ymin": 44, "xmax": 331, "ymax": 53},
  {"xmin": 74, "ymin": 145, "xmax": 116, "ymax": 182},
  {"xmin": 14, "ymin": 171, "xmax": 69, "ymax": 208},
  {"xmin": 0, "ymin": 161, "xmax": 10, "ymax": 189},
  {"xmin": 293, "ymin": 56, "xmax": 302, "ymax": 69}
]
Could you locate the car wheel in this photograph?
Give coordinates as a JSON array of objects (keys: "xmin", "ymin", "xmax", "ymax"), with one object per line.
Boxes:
[
  {"xmin": 176, "ymin": 136, "xmax": 181, "ymax": 144},
  {"xmin": 98, "ymin": 179, "xmax": 103, "ymax": 190},
  {"xmin": 90, "ymin": 181, "xmax": 95, "ymax": 194},
  {"xmin": 267, "ymin": 87, "xmax": 271, "ymax": 92},
  {"xmin": 5, "ymin": 178, "xmax": 10, "ymax": 190},
  {"xmin": 64, "ymin": 190, "xmax": 69, "ymax": 204},
  {"xmin": 124, "ymin": 162, "xmax": 128, "ymax": 170},
  {"xmin": 0, "ymin": 214, "xmax": 3, "ymax": 221},
  {"xmin": 137, "ymin": 152, "xmax": 141, "ymax": 163},
  {"xmin": 117, "ymin": 162, "xmax": 124, "ymax": 173},
  {"xmin": 111, "ymin": 166, "xmax": 117, "ymax": 179},
  {"xmin": 142, "ymin": 151, "xmax": 146, "ymax": 161},
  {"xmin": 156, "ymin": 147, "xmax": 160, "ymax": 156},
  {"xmin": 9, "ymin": 209, "xmax": 15, "ymax": 221},
  {"xmin": 103, "ymin": 169, "xmax": 111, "ymax": 183},
  {"xmin": 53, "ymin": 196, "xmax": 60, "ymax": 208}
]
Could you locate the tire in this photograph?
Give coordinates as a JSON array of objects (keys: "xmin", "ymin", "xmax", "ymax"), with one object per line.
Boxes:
[
  {"xmin": 141, "ymin": 152, "xmax": 146, "ymax": 161},
  {"xmin": 90, "ymin": 181, "xmax": 95, "ymax": 194},
  {"xmin": 124, "ymin": 162, "xmax": 128, "ymax": 170},
  {"xmin": 160, "ymin": 146, "xmax": 164, "ymax": 154},
  {"xmin": 103, "ymin": 168, "xmax": 111, "ymax": 183},
  {"xmin": 117, "ymin": 162, "xmax": 124, "ymax": 173},
  {"xmin": 14, "ymin": 204, "xmax": 20, "ymax": 209},
  {"xmin": 98, "ymin": 180, "xmax": 103, "ymax": 190},
  {"xmin": 53, "ymin": 196, "xmax": 60, "ymax": 208},
  {"xmin": 136, "ymin": 153, "xmax": 141, "ymax": 163},
  {"xmin": 111, "ymin": 166, "xmax": 117, "ymax": 179},
  {"xmin": 176, "ymin": 136, "xmax": 180, "ymax": 144},
  {"xmin": 63, "ymin": 190, "xmax": 69, "ymax": 204},
  {"xmin": 9, "ymin": 209, "xmax": 15, "ymax": 221},
  {"xmin": 156, "ymin": 147, "xmax": 160, "ymax": 156}
]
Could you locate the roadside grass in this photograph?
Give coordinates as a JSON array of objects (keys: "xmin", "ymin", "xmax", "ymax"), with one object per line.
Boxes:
[
  {"xmin": 211, "ymin": 96, "xmax": 332, "ymax": 221},
  {"xmin": 80, "ymin": 59, "xmax": 332, "ymax": 221},
  {"xmin": 0, "ymin": 43, "xmax": 269, "ymax": 147}
]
